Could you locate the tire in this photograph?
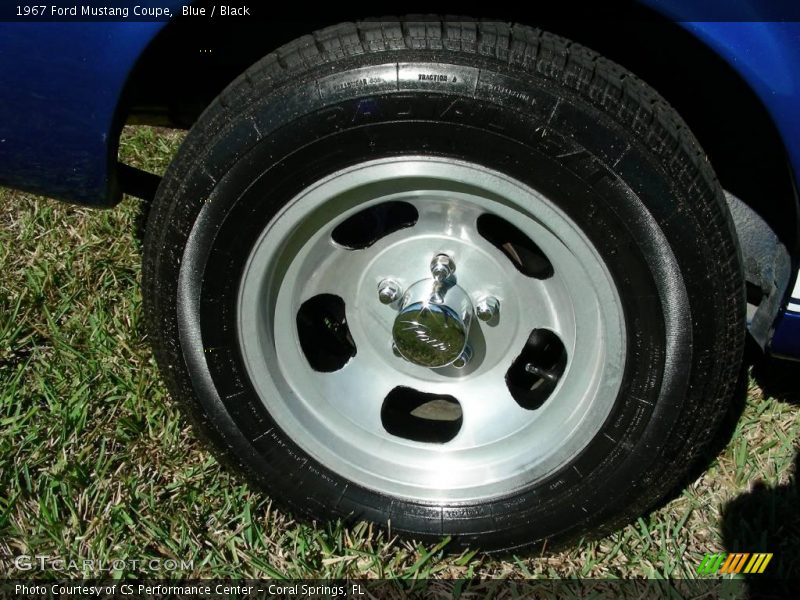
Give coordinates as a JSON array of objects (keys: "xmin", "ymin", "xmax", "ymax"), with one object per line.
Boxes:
[{"xmin": 142, "ymin": 19, "xmax": 745, "ymax": 551}]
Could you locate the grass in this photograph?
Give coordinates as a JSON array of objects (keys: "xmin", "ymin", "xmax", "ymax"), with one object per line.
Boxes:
[{"xmin": 0, "ymin": 126, "xmax": 798, "ymax": 581}]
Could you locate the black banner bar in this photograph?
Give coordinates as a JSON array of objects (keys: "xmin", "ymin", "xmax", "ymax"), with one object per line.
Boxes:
[
  {"xmin": 3, "ymin": 1, "xmax": 800, "ymax": 22},
  {"xmin": 0, "ymin": 578, "xmax": 783, "ymax": 600}
]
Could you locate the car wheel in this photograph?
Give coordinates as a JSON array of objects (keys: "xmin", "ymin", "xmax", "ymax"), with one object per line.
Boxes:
[{"xmin": 142, "ymin": 20, "xmax": 745, "ymax": 551}]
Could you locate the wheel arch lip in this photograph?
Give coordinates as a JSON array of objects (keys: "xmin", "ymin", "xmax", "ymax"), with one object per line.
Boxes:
[
  {"xmin": 0, "ymin": 17, "xmax": 177, "ymax": 207},
  {"xmin": 632, "ymin": 2, "xmax": 800, "ymax": 355}
]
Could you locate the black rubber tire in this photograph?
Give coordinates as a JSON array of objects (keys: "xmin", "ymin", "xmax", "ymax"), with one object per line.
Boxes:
[{"xmin": 142, "ymin": 19, "xmax": 745, "ymax": 552}]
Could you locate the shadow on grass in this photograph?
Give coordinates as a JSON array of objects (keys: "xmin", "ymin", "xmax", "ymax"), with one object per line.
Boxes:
[{"xmin": 721, "ymin": 355, "xmax": 800, "ymax": 597}]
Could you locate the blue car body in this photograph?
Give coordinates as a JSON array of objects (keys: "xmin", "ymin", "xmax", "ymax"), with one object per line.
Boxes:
[{"xmin": 1, "ymin": 0, "xmax": 799, "ymax": 356}]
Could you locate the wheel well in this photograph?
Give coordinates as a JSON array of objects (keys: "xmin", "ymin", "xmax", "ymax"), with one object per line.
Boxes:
[{"xmin": 120, "ymin": 8, "xmax": 798, "ymax": 251}]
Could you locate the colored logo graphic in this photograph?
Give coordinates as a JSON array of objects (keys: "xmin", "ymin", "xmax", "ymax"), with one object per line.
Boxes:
[{"xmin": 697, "ymin": 553, "xmax": 773, "ymax": 575}]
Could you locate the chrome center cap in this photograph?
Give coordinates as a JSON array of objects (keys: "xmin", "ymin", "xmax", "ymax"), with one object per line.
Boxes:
[{"xmin": 392, "ymin": 279, "xmax": 474, "ymax": 368}]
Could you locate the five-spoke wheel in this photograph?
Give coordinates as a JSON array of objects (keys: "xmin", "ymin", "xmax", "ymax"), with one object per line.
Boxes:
[{"xmin": 238, "ymin": 158, "xmax": 625, "ymax": 501}]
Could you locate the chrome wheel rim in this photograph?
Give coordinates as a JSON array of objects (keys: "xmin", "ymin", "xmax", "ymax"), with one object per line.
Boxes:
[{"xmin": 238, "ymin": 157, "xmax": 625, "ymax": 502}]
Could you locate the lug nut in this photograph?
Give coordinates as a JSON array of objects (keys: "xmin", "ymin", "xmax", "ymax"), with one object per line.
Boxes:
[
  {"xmin": 452, "ymin": 345, "xmax": 473, "ymax": 369},
  {"xmin": 476, "ymin": 296, "xmax": 500, "ymax": 322},
  {"xmin": 378, "ymin": 279, "xmax": 403, "ymax": 305},
  {"xmin": 430, "ymin": 254, "xmax": 456, "ymax": 282}
]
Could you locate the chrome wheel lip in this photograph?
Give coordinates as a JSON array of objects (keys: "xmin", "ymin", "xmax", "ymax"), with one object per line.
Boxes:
[{"xmin": 237, "ymin": 156, "xmax": 626, "ymax": 502}]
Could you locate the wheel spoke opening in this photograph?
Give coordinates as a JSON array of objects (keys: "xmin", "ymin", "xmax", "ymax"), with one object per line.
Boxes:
[
  {"xmin": 506, "ymin": 329, "xmax": 567, "ymax": 410},
  {"xmin": 381, "ymin": 387, "xmax": 462, "ymax": 443},
  {"xmin": 296, "ymin": 294, "xmax": 356, "ymax": 372},
  {"xmin": 331, "ymin": 201, "xmax": 418, "ymax": 249},
  {"xmin": 477, "ymin": 213, "xmax": 553, "ymax": 278}
]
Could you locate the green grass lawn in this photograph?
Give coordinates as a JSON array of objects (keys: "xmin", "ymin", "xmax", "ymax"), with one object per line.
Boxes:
[{"xmin": 1, "ymin": 126, "xmax": 798, "ymax": 580}]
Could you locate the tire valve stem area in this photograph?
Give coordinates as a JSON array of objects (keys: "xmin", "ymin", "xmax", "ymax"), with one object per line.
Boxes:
[
  {"xmin": 524, "ymin": 362, "xmax": 559, "ymax": 382},
  {"xmin": 507, "ymin": 329, "xmax": 567, "ymax": 410}
]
